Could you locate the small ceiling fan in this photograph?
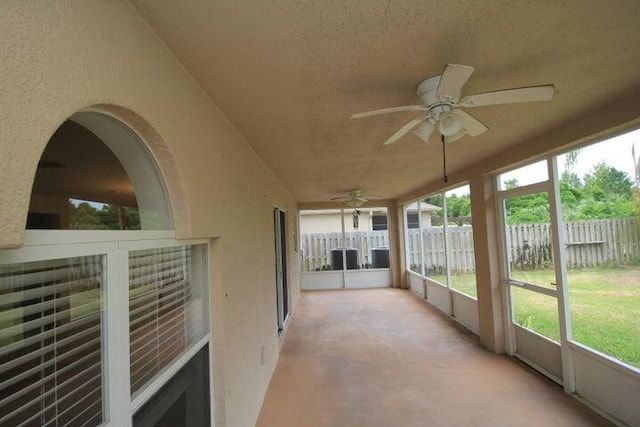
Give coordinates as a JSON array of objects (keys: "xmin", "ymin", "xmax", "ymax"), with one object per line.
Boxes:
[
  {"xmin": 331, "ymin": 189, "xmax": 381, "ymax": 207},
  {"xmin": 351, "ymin": 64, "xmax": 555, "ymax": 145}
]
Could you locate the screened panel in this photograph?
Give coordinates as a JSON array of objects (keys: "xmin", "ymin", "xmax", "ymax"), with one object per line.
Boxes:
[
  {"xmin": 511, "ymin": 286, "xmax": 560, "ymax": 342},
  {"xmin": 299, "ymin": 210, "xmax": 345, "ymax": 271},
  {"xmin": 557, "ymin": 135, "xmax": 640, "ymax": 369},
  {"xmin": 445, "ymin": 185, "xmax": 477, "ymax": 298},
  {"xmin": 343, "ymin": 208, "xmax": 390, "ymax": 269},
  {"xmin": 129, "ymin": 245, "xmax": 207, "ymax": 397},
  {"xmin": 498, "ymin": 160, "xmax": 548, "ymax": 190},
  {"xmin": 423, "ymin": 195, "xmax": 446, "ymax": 283},
  {"xmin": 0, "ymin": 256, "xmax": 104, "ymax": 427},
  {"xmin": 503, "ymin": 192, "xmax": 556, "ymax": 289},
  {"xmin": 404, "ymin": 202, "xmax": 423, "ymax": 275}
]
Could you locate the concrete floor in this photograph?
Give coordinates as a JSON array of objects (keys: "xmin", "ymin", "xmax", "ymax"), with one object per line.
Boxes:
[{"xmin": 257, "ymin": 288, "xmax": 613, "ymax": 427}]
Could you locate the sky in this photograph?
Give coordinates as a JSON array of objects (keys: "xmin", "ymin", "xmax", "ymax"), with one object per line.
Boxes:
[
  {"xmin": 564, "ymin": 129, "xmax": 640, "ymax": 179},
  {"xmin": 466, "ymin": 128, "xmax": 640, "ymax": 194},
  {"xmin": 70, "ymin": 198, "xmax": 106, "ymax": 209}
]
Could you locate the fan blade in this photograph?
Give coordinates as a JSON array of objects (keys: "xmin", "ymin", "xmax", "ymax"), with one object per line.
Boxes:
[
  {"xmin": 412, "ymin": 118, "xmax": 435, "ymax": 142},
  {"xmin": 436, "ymin": 64, "xmax": 475, "ymax": 100},
  {"xmin": 383, "ymin": 117, "xmax": 426, "ymax": 146},
  {"xmin": 454, "ymin": 109, "xmax": 488, "ymax": 137},
  {"xmin": 350, "ymin": 105, "xmax": 427, "ymax": 119},
  {"xmin": 330, "ymin": 196, "xmax": 349, "ymax": 201},
  {"xmin": 458, "ymin": 85, "xmax": 555, "ymax": 108}
]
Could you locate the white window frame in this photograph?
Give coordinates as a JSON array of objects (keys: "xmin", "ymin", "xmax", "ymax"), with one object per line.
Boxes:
[
  {"xmin": 402, "ymin": 185, "xmax": 477, "ymax": 299},
  {"xmin": 494, "ymin": 158, "xmax": 571, "ymax": 385},
  {"xmin": 494, "ymin": 153, "xmax": 640, "ymax": 426},
  {"xmin": 0, "ymin": 230, "xmax": 212, "ymax": 427}
]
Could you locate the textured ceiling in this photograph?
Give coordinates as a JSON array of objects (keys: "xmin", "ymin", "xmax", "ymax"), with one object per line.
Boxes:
[{"xmin": 131, "ymin": 0, "xmax": 640, "ymax": 203}]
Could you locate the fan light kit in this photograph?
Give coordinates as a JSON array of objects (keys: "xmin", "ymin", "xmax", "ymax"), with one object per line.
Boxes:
[
  {"xmin": 350, "ymin": 64, "xmax": 555, "ymax": 146},
  {"xmin": 439, "ymin": 112, "xmax": 463, "ymax": 136}
]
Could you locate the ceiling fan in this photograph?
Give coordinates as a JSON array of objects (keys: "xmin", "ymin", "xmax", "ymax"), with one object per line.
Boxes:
[
  {"xmin": 351, "ymin": 64, "xmax": 555, "ymax": 145},
  {"xmin": 331, "ymin": 189, "xmax": 381, "ymax": 207}
]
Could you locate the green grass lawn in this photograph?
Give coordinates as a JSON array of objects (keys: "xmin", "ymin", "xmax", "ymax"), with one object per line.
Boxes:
[
  {"xmin": 427, "ymin": 273, "xmax": 477, "ymax": 298},
  {"xmin": 429, "ymin": 267, "xmax": 640, "ymax": 369}
]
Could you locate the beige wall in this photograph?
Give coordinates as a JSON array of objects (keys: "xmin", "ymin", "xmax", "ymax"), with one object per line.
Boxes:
[
  {"xmin": 0, "ymin": 2, "xmax": 299, "ymax": 426},
  {"xmin": 300, "ymin": 208, "xmax": 433, "ymax": 233}
]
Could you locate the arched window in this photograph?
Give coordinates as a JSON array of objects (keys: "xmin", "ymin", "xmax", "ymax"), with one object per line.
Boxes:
[
  {"xmin": 28, "ymin": 112, "xmax": 172, "ymax": 230},
  {"xmin": 1, "ymin": 110, "xmax": 210, "ymax": 426}
]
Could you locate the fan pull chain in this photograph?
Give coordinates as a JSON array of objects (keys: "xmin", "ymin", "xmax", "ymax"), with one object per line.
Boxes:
[{"xmin": 441, "ymin": 134, "xmax": 448, "ymax": 183}]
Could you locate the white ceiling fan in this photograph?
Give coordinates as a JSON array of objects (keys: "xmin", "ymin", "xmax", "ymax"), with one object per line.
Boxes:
[
  {"xmin": 351, "ymin": 64, "xmax": 555, "ymax": 145},
  {"xmin": 330, "ymin": 189, "xmax": 381, "ymax": 207}
]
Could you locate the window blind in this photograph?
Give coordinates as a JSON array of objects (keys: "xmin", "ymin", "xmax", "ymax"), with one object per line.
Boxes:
[
  {"xmin": 0, "ymin": 256, "xmax": 104, "ymax": 427},
  {"xmin": 129, "ymin": 245, "xmax": 205, "ymax": 396}
]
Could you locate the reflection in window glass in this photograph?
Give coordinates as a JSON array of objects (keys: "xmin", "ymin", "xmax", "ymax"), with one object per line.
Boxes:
[
  {"xmin": 28, "ymin": 118, "xmax": 170, "ymax": 230},
  {"xmin": 511, "ymin": 286, "xmax": 560, "ymax": 342},
  {"xmin": 445, "ymin": 185, "xmax": 477, "ymax": 298},
  {"xmin": 133, "ymin": 346, "xmax": 210, "ymax": 427},
  {"xmin": 557, "ymin": 130, "xmax": 640, "ymax": 369},
  {"xmin": 67, "ymin": 199, "xmax": 141, "ymax": 230},
  {"xmin": 499, "ymin": 160, "xmax": 548, "ymax": 190},
  {"xmin": 0, "ymin": 256, "xmax": 105, "ymax": 426},
  {"xmin": 503, "ymin": 192, "xmax": 556, "ymax": 289},
  {"xmin": 129, "ymin": 244, "xmax": 207, "ymax": 396}
]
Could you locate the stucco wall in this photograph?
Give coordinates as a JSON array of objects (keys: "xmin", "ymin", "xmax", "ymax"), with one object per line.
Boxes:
[
  {"xmin": 300, "ymin": 210, "xmax": 379, "ymax": 233},
  {"xmin": 0, "ymin": 2, "xmax": 299, "ymax": 426},
  {"xmin": 298, "ymin": 208, "xmax": 433, "ymax": 234}
]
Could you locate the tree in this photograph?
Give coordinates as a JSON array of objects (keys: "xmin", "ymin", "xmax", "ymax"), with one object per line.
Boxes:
[
  {"xmin": 421, "ymin": 162, "xmax": 637, "ymax": 228},
  {"xmin": 421, "ymin": 193, "xmax": 471, "ymax": 226},
  {"xmin": 583, "ymin": 162, "xmax": 633, "ymax": 201},
  {"xmin": 632, "ymin": 143, "xmax": 640, "ymax": 221},
  {"xmin": 505, "ymin": 191, "xmax": 550, "ymax": 224},
  {"xmin": 568, "ymin": 162, "xmax": 636, "ymax": 220},
  {"xmin": 445, "ymin": 194, "xmax": 471, "ymax": 225},
  {"xmin": 69, "ymin": 202, "xmax": 105, "ymax": 229},
  {"xmin": 97, "ymin": 204, "xmax": 141, "ymax": 230},
  {"xmin": 564, "ymin": 149, "xmax": 581, "ymax": 171},
  {"xmin": 559, "ymin": 171, "xmax": 584, "ymax": 219},
  {"xmin": 503, "ymin": 178, "xmax": 519, "ymax": 190},
  {"xmin": 69, "ymin": 201, "xmax": 140, "ymax": 230},
  {"xmin": 423, "ymin": 194, "xmax": 444, "ymax": 225},
  {"xmin": 502, "ymin": 164, "xmax": 637, "ymax": 223}
]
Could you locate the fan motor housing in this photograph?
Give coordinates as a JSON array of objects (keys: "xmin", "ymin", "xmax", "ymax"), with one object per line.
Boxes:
[{"xmin": 416, "ymin": 76, "xmax": 441, "ymax": 107}]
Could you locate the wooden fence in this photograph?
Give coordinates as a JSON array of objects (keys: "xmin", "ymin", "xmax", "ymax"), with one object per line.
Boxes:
[
  {"xmin": 301, "ymin": 230, "xmax": 389, "ymax": 271},
  {"xmin": 404, "ymin": 226, "xmax": 477, "ymax": 274},
  {"xmin": 301, "ymin": 218, "xmax": 640, "ymax": 273},
  {"xmin": 563, "ymin": 218, "xmax": 640, "ymax": 268}
]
